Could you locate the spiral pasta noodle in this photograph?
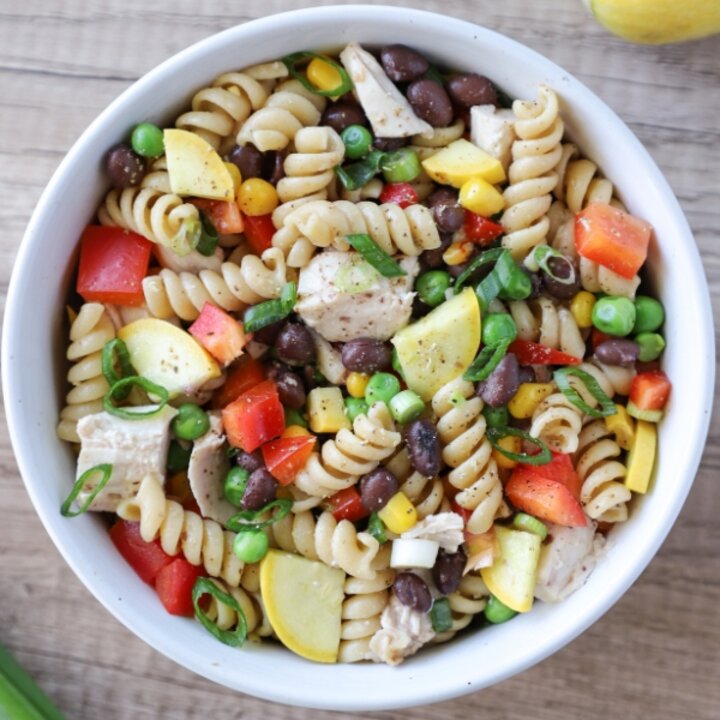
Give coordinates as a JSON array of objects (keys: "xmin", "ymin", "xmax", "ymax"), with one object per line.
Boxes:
[
  {"xmin": 117, "ymin": 475, "xmax": 244, "ymax": 587},
  {"xmin": 431, "ymin": 573, "xmax": 489, "ymax": 645},
  {"xmin": 530, "ymin": 390, "xmax": 584, "ymax": 454},
  {"xmin": 203, "ymin": 577, "xmax": 273, "ymax": 641},
  {"xmin": 432, "ymin": 377, "xmax": 503, "ymax": 535},
  {"xmin": 575, "ymin": 360, "xmax": 636, "ymax": 399},
  {"xmin": 384, "ymin": 449, "xmax": 447, "ymax": 520},
  {"xmin": 57, "ymin": 303, "xmax": 115, "ymax": 444},
  {"xmin": 501, "ymin": 85, "xmax": 563, "ymax": 260}
]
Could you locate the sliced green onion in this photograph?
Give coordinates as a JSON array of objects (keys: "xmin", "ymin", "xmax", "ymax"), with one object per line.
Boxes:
[
  {"xmin": 169, "ymin": 216, "xmax": 201, "ymax": 256},
  {"xmin": 192, "ymin": 577, "xmax": 247, "ymax": 647},
  {"xmin": 101, "ymin": 338, "xmax": 134, "ymax": 399},
  {"xmin": 167, "ymin": 440, "xmax": 192, "ymax": 473},
  {"xmin": 368, "ymin": 512, "xmax": 388, "ymax": 544},
  {"xmin": 524, "ymin": 245, "xmax": 575, "ymax": 285},
  {"xmin": 243, "ymin": 282, "xmax": 297, "ymax": 333},
  {"xmin": 282, "ymin": 51, "xmax": 353, "ymax": 97},
  {"xmin": 346, "ymin": 234, "xmax": 406, "ymax": 278},
  {"xmin": 454, "ymin": 247, "xmax": 504, "ymax": 293},
  {"xmin": 380, "ymin": 148, "xmax": 421, "ymax": 183},
  {"xmin": 512, "ymin": 512, "xmax": 548, "ymax": 540},
  {"xmin": 554, "ymin": 367, "xmax": 617, "ymax": 418},
  {"xmin": 336, "ymin": 258, "xmax": 380, "ymax": 294},
  {"xmin": 335, "ymin": 150, "xmax": 386, "ymax": 191},
  {"xmin": 389, "ymin": 389, "xmax": 425, "ymax": 424},
  {"xmin": 430, "ymin": 598, "xmax": 453, "ymax": 633},
  {"xmin": 495, "ymin": 251, "xmax": 532, "ymax": 301},
  {"xmin": 626, "ymin": 400, "xmax": 663, "ymax": 423},
  {"xmin": 476, "ymin": 270, "xmax": 503, "ymax": 313},
  {"xmin": 482, "ymin": 405, "xmax": 508, "ymax": 429},
  {"xmin": 103, "ymin": 376, "xmax": 169, "ymax": 419},
  {"xmin": 226, "ymin": 498, "xmax": 293, "ymax": 532},
  {"xmin": 60, "ymin": 463, "xmax": 112, "ymax": 517},
  {"xmin": 196, "ymin": 212, "xmax": 219, "ymax": 256},
  {"xmin": 486, "ymin": 427, "xmax": 551, "ymax": 465},
  {"xmin": 484, "ymin": 595, "xmax": 517, "ymax": 624},
  {"xmin": 463, "ymin": 339, "xmax": 511, "ymax": 382}
]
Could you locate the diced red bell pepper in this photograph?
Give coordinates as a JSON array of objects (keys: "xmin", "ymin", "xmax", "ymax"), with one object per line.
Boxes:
[
  {"xmin": 629, "ymin": 370, "xmax": 671, "ymax": 411},
  {"xmin": 109, "ymin": 519, "xmax": 173, "ymax": 584},
  {"xmin": 575, "ymin": 203, "xmax": 652, "ymax": 280},
  {"xmin": 242, "ymin": 213, "xmax": 276, "ymax": 254},
  {"xmin": 505, "ymin": 472, "xmax": 587, "ymax": 528},
  {"xmin": 222, "ymin": 380, "xmax": 285, "ymax": 452},
  {"xmin": 262, "ymin": 435, "xmax": 317, "ymax": 486},
  {"xmin": 76, "ymin": 226, "xmax": 152, "ymax": 305},
  {"xmin": 154, "ymin": 557, "xmax": 203, "ymax": 616},
  {"xmin": 190, "ymin": 198, "xmax": 244, "ymax": 235},
  {"xmin": 379, "ymin": 182, "xmax": 419, "ymax": 208},
  {"xmin": 328, "ymin": 487, "xmax": 368, "ymax": 523},
  {"xmin": 188, "ymin": 302, "xmax": 249, "ymax": 366},
  {"xmin": 464, "ymin": 212, "xmax": 504, "ymax": 245},
  {"xmin": 508, "ymin": 339, "xmax": 582, "ymax": 366},
  {"xmin": 516, "ymin": 452, "xmax": 581, "ymax": 501},
  {"xmin": 211, "ymin": 354, "xmax": 266, "ymax": 409}
]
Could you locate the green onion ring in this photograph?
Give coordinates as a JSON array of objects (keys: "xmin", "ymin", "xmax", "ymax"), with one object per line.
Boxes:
[
  {"xmin": 243, "ymin": 281, "xmax": 297, "ymax": 333},
  {"xmin": 524, "ymin": 245, "xmax": 576, "ymax": 285},
  {"xmin": 553, "ymin": 367, "xmax": 617, "ymax": 418},
  {"xmin": 226, "ymin": 498, "xmax": 293, "ymax": 533},
  {"xmin": 454, "ymin": 247, "xmax": 504, "ymax": 293},
  {"xmin": 195, "ymin": 212, "xmax": 219, "ymax": 257},
  {"xmin": 282, "ymin": 51, "xmax": 353, "ymax": 97},
  {"xmin": 60, "ymin": 463, "xmax": 113, "ymax": 517},
  {"xmin": 101, "ymin": 339, "xmax": 135, "ymax": 399},
  {"xmin": 463, "ymin": 339, "xmax": 511, "ymax": 382},
  {"xmin": 103, "ymin": 376, "xmax": 169, "ymax": 419},
  {"xmin": 345, "ymin": 233, "xmax": 406, "ymax": 278},
  {"xmin": 192, "ymin": 577, "xmax": 247, "ymax": 647},
  {"xmin": 486, "ymin": 427, "xmax": 552, "ymax": 465}
]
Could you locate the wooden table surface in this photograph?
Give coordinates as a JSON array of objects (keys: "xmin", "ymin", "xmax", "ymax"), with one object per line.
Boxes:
[{"xmin": 1, "ymin": 1, "xmax": 718, "ymax": 718}]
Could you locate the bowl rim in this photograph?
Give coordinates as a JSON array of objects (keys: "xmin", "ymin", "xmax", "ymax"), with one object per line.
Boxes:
[{"xmin": 2, "ymin": 4, "xmax": 716, "ymax": 711}]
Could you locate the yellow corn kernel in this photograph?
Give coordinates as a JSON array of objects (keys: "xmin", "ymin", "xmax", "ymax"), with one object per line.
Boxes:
[
  {"xmin": 346, "ymin": 372, "xmax": 370, "ymax": 398},
  {"xmin": 570, "ymin": 290, "xmax": 596, "ymax": 329},
  {"xmin": 167, "ymin": 471, "xmax": 191, "ymax": 504},
  {"xmin": 443, "ymin": 241, "xmax": 475, "ymax": 266},
  {"xmin": 224, "ymin": 162, "xmax": 242, "ymax": 195},
  {"xmin": 282, "ymin": 425, "xmax": 312, "ymax": 438},
  {"xmin": 378, "ymin": 492, "xmax": 418, "ymax": 534},
  {"xmin": 238, "ymin": 177, "xmax": 279, "ymax": 216},
  {"xmin": 508, "ymin": 382, "xmax": 555, "ymax": 419},
  {"xmin": 307, "ymin": 387, "xmax": 351, "ymax": 433},
  {"xmin": 459, "ymin": 176, "xmax": 505, "ymax": 217},
  {"xmin": 604, "ymin": 404, "xmax": 636, "ymax": 450},
  {"xmin": 492, "ymin": 434, "xmax": 522, "ymax": 469},
  {"xmin": 306, "ymin": 57, "xmax": 343, "ymax": 93}
]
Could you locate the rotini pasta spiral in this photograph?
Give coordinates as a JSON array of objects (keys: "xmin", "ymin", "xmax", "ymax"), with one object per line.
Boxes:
[
  {"xmin": 203, "ymin": 577, "xmax": 273, "ymax": 640},
  {"xmin": 236, "ymin": 79, "xmax": 326, "ymax": 152},
  {"xmin": 575, "ymin": 418, "xmax": 632, "ymax": 523},
  {"xmin": 530, "ymin": 390, "xmax": 584, "ymax": 453},
  {"xmin": 117, "ymin": 475, "xmax": 244, "ymax": 587},
  {"xmin": 501, "ymin": 85, "xmax": 563, "ymax": 260},
  {"xmin": 384, "ymin": 448, "xmax": 448, "ymax": 520},
  {"xmin": 141, "ymin": 247, "xmax": 288, "ymax": 321},
  {"xmin": 432, "ymin": 377, "xmax": 503, "ymax": 535},
  {"xmin": 57, "ymin": 303, "xmax": 115, "ymax": 444},
  {"xmin": 576, "ymin": 360, "xmax": 636, "ymax": 398},
  {"xmin": 432, "ymin": 573, "xmax": 489, "ymax": 645}
]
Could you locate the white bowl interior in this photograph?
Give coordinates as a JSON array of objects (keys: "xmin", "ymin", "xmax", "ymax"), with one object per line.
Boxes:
[{"xmin": 2, "ymin": 5, "xmax": 714, "ymax": 712}]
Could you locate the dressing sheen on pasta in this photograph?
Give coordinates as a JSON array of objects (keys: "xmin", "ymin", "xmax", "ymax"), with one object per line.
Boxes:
[{"xmin": 58, "ymin": 42, "xmax": 670, "ymax": 666}]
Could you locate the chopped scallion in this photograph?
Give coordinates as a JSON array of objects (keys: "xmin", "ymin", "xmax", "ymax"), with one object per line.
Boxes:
[
  {"xmin": 226, "ymin": 498, "xmax": 293, "ymax": 532},
  {"xmin": 195, "ymin": 212, "xmax": 219, "ymax": 256},
  {"xmin": 368, "ymin": 512, "xmax": 388, "ymax": 544},
  {"xmin": 192, "ymin": 577, "xmax": 247, "ymax": 647},
  {"xmin": 463, "ymin": 339, "xmax": 511, "ymax": 382},
  {"xmin": 430, "ymin": 597, "xmax": 453, "ymax": 633},
  {"xmin": 511, "ymin": 512, "xmax": 548, "ymax": 540},
  {"xmin": 388, "ymin": 389, "xmax": 425, "ymax": 424},
  {"xmin": 553, "ymin": 367, "xmax": 617, "ymax": 418},
  {"xmin": 454, "ymin": 247, "xmax": 504, "ymax": 293},
  {"xmin": 103, "ymin": 376, "xmax": 169, "ymax": 419},
  {"xmin": 243, "ymin": 282, "xmax": 297, "ymax": 333},
  {"xmin": 345, "ymin": 234, "xmax": 406, "ymax": 278},
  {"xmin": 486, "ymin": 427, "xmax": 551, "ymax": 465},
  {"xmin": 101, "ymin": 338, "xmax": 135, "ymax": 399},
  {"xmin": 524, "ymin": 245, "xmax": 576, "ymax": 285},
  {"xmin": 60, "ymin": 463, "xmax": 113, "ymax": 517},
  {"xmin": 335, "ymin": 150, "xmax": 386, "ymax": 191}
]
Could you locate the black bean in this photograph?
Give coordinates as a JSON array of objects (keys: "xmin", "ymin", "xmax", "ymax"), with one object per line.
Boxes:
[
  {"xmin": 405, "ymin": 419, "xmax": 443, "ymax": 477},
  {"xmin": 373, "ymin": 136, "xmax": 407, "ymax": 152},
  {"xmin": 267, "ymin": 363, "xmax": 306, "ymax": 410},
  {"xmin": 432, "ymin": 549, "xmax": 466, "ymax": 595},
  {"xmin": 341, "ymin": 338, "xmax": 392, "ymax": 373},
  {"xmin": 105, "ymin": 144, "xmax": 145, "ymax": 188},
  {"xmin": 240, "ymin": 468, "xmax": 278, "ymax": 510},
  {"xmin": 380, "ymin": 44, "xmax": 430, "ymax": 83},
  {"xmin": 302, "ymin": 364, "xmax": 319, "ymax": 391},
  {"xmin": 393, "ymin": 572, "xmax": 432, "ymax": 613},
  {"xmin": 235, "ymin": 449, "xmax": 265, "ymax": 474},
  {"xmin": 427, "ymin": 187, "xmax": 458, "ymax": 208},
  {"xmin": 518, "ymin": 365, "xmax": 536, "ymax": 385},
  {"xmin": 264, "ymin": 151, "xmax": 285, "ymax": 186},
  {"xmin": 406, "ymin": 79, "xmax": 454, "ymax": 128},
  {"xmin": 275, "ymin": 322, "xmax": 315, "ymax": 366},
  {"xmin": 227, "ymin": 143, "xmax": 263, "ymax": 179},
  {"xmin": 594, "ymin": 339, "xmax": 640, "ymax": 367},
  {"xmin": 531, "ymin": 364, "xmax": 552, "ymax": 383},
  {"xmin": 446, "ymin": 73, "xmax": 497, "ymax": 108},
  {"xmin": 542, "ymin": 257, "xmax": 581, "ymax": 299},
  {"xmin": 251, "ymin": 319, "xmax": 284, "ymax": 346},
  {"xmin": 426, "ymin": 188, "xmax": 464, "ymax": 233},
  {"xmin": 477, "ymin": 353, "xmax": 520, "ymax": 407},
  {"xmin": 420, "ymin": 233, "xmax": 453, "ymax": 270},
  {"xmin": 321, "ymin": 102, "xmax": 368, "ymax": 134},
  {"xmin": 359, "ymin": 468, "xmax": 399, "ymax": 512}
]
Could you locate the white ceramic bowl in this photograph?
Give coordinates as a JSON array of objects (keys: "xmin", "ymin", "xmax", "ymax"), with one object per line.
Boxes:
[{"xmin": 3, "ymin": 5, "xmax": 715, "ymax": 711}]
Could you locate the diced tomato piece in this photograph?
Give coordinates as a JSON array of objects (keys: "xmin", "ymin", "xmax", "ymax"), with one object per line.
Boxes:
[
  {"xmin": 109, "ymin": 520, "xmax": 173, "ymax": 584},
  {"xmin": 190, "ymin": 198, "xmax": 244, "ymax": 235},
  {"xmin": 464, "ymin": 212, "xmax": 504, "ymax": 245},
  {"xmin": 262, "ymin": 435, "xmax": 316, "ymax": 485},
  {"xmin": 516, "ymin": 452, "xmax": 581, "ymax": 501},
  {"xmin": 211, "ymin": 354, "xmax": 265, "ymax": 409},
  {"xmin": 154, "ymin": 557, "xmax": 203, "ymax": 616},
  {"xmin": 76, "ymin": 226, "xmax": 152, "ymax": 305},
  {"xmin": 188, "ymin": 302, "xmax": 249, "ymax": 366},
  {"xmin": 591, "ymin": 328, "xmax": 611, "ymax": 351},
  {"xmin": 328, "ymin": 487, "xmax": 368, "ymax": 522},
  {"xmin": 508, "ymin": 339, "xmax": 582, "ymax": 366},
  {"xmin": 629, "ymin": 370, "xmax": 671, "ymax": 411},
  {"xmin": 242, "ymin": 213, "xmax": 276, "ymax": 254},
  {"xmin": 379, "ymin": 182, "xmax": 419, "ymax": 208},
  {"xmin": 575, "ymin": 203, "xmax": 652, "ymax": 280},
  {"xmin": 505, "ymin": 472, "xmax": 587, "ymax": 528},
  {"xmin": 222, "ymin": 380, "xmax": 285, "ymax": 452}
]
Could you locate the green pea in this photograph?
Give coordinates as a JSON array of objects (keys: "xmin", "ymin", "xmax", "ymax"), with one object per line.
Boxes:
[
  {"xmin": 341, "ymin": 124, "xmax": 373, "ymax": 160},
  {"xmin": 232, "ymin": 529, "xmax": 269, "ymax": 563},
  {"xmin": 482, "ymin": 313, "xmax": 518, "ymax": 347},
  {"xmin": 591, "ymin": 296, "xmax": 636, "ymax": 337},
  {"xmin": 345, "ymin": 396, "xmax": 369, "ymax": 423},
  {"xmin": 171, "ymin": 403, "xmax": 210, "ymax": 441},
  {"xmin": 167, "ymin": 440, "xmax": 192, "ymax": 473},
  {"xmin": 416, "ymin": 270, "xmax": 451, "ymax": 307},
  {"xmin": 381, "ymin": 148, "xmax": 421, "ymax": 183},
  {"xmin": 482, "ymin": 405, "xmax": 508, "ymax": 429},
  {"xmin": 484, "ymin": 595, "xmax": 517, "ymax": 624},
  {"xmin": 635, "ymin": 332, "xmax": 666, "ymax": 362},
  {"xmin": 131, "ymin": 122, "xmax": 165, "ymax": 158},
  {"xmin": 365, "ymin": 372, "xmax": 402, "ymax": 406},
  {"xmin": 224, "ymin": 467, "xmax": 250, "ymax": 507},
  {"xmin": 633, "ymin": 295, "xmax": 665, "ymax": 333}
]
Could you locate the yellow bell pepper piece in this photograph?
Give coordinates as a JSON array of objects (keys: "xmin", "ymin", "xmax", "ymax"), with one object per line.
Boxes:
[
  {"xmin": 624, "ymin": 420, "xmax": 657, "ymax": 494},
  {"xmin": 422, "ymin": 139, "xmax": 506, "ymax": 187},
  {"xmin": 307, "ymin": 387, "xmax": 351, "ymax": 433},
  {"xmin": 508, "ymin": 383, "xmax": 555, "ymax": 419},
  {"xmin": 492, "ymin": 434, "xmax": 522, "ymax": 469},
  {"xmin": 570, "ymin": 290, "xmax": 596, "ymax": 329},
  {"xmin": 306, "ymin": 57, "xmax": 343, "ymax": 93},
  {"xmin": 378, "ymin": 492, "xmax": 418, "ymax": 534},
  {"xmin": 443, "ymin": 241, "xmax": 475, "ymax": 266},
  {"xmin": 459, "ymin": 177, "xmax": 505, "ymax": 217},
  {"xmin": 346, "ymin": 372, "xmax": 370, "ymax": 399},
  {"xmin": 604, "ymin": 404, "xmax": 635, "ymax": 450}
]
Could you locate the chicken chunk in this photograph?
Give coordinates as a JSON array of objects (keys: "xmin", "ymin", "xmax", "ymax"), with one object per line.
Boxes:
[
  {"xmin": 369, "ymin": 594, "xmax": 435, "ymax": 665},
  {"xmin": 470, "ymin": 105, "xmax": 516, "ymax": 172},
  {"xmin": 401, "ymin": 512, "xmax": 464, "ymax": 553}
]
